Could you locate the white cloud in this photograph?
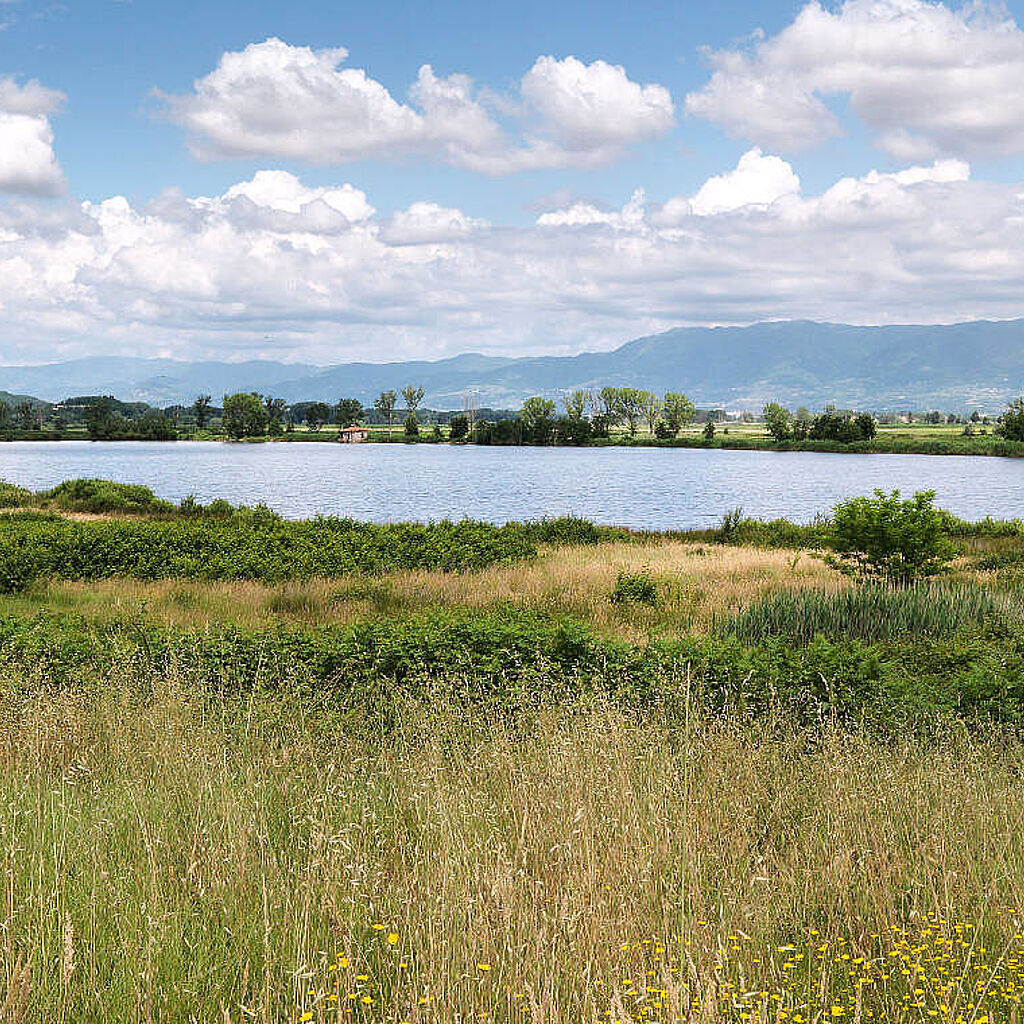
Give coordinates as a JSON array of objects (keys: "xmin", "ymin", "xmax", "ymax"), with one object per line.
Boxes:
[
  {"xmin": 0, "ymin": 76, "xmax": 64, "ymax": 195},
  {"xmin": 685, "ymin": 0, "xmax": 1024, "ymax": 159},
  {"xmin": 689, "ymin": 148, "xmax": 801, "ymax": 216},
  {"xmin": 163, "ymin": 38, "xmax": 674, "ymax": 174},
  {"xmin": 2, "ymin": 160, "xmax": 1024, "ymax": 362}
]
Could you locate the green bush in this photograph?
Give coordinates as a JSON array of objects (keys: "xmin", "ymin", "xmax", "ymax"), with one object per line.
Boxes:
[
  {"xmin": 40, "ymin": 478, "xmax": 175, "ymax": 514},
  {"xmin": 823, "ymin": 489, "xmax": 955, "ymax": 586},
  {"xmin": 610, "ymin": 567, "xmax": 658, "ymax": 606},
  {"xmin": 0, "ymin": 480, "xmax": 32, "ymax": 508}
]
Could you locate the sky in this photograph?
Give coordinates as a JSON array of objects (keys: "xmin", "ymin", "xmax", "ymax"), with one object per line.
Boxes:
[{"xmin": 2, "ymin": 0, "xmax": 1024, "ymax": 365}]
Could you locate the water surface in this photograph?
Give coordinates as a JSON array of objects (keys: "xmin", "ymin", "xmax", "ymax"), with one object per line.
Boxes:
[{"xmin": 0, "ymin": 441, "xmax": 1020, "ymax": 529}]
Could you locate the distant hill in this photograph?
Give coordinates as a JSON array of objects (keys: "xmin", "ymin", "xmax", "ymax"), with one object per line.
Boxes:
[{"xmin": 4, "ymin": 319, "xmax": 1024, "ymax": 411}]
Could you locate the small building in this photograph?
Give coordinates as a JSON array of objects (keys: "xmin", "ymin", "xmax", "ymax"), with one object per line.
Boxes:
[{"xmin": 338, "ymin": 425, "xmax": 369, "ymax": 443}]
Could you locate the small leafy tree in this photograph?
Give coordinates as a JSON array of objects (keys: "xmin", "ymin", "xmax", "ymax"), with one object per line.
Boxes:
[
  {"xmin": 642, "ymin": 392, "xmax": 662, "ymax": 436},
  {"xmin": 404, "ymin": 412, "xmax": 419, "ymax": 438},
  {"xmin": 703, "ymin": 419, "xmax": 715, "ymax": 442},
  {"xmin": 763, "ymin": 402, "xmax": 792, "ymax": 441},
  {"xmin": 823, "ymin": 489, "xmax": 955, "ymax": 587}
]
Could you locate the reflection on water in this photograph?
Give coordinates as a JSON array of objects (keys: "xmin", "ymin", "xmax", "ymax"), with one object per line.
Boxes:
[{"xmin": 0, "ymin": 441, "xmax": 1020, "ymax": 529}]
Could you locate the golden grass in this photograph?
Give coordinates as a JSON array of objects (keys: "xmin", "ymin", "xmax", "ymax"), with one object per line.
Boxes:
[
  {"xmin": 0, "ymin": 541, "xmax": 845, "ymax": 640},
  {"xmin": 3, "ymin": 678, "xmax": 1024, "ymax": 1023}
]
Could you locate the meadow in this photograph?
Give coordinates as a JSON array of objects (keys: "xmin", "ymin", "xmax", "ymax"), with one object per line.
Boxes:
[{"xmin": 4, "ymin": 481, "xmax": 1024, "ymax": 1022}]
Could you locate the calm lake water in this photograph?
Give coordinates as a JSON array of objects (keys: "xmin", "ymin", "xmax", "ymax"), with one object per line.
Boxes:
[{"xmin": 0, "ymin": 441, "xmax": 1021, "ymax": 528}]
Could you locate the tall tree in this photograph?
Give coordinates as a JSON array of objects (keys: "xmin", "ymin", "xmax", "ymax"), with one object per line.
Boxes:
[
  {"xmin": 642, "ymin": 391, "xmax": 662, "ymax": 436},
  {"xmin": 401, "ymin": 385, "xmax": 425, "ymax": 413},
  {"xmin": 520, "ymin": 396, "xmax": 556, "ymax": 445},
  {"xmin": 401, "ymin": 385, "xmax": 425, "ymax": 433},
  {"xmin": 763, "ymin": 402, "xmax": 793, "ymax": 441},
  {"xmin": 334, "ymin": 398, "xmax": 364, "ymax": 427},
  {"xmin": 222, "ymin": 393, "xmax": 268, "ymax": 439},
  {"xmin": 193, "ymin": 394, "xmax": 212, "ymax": 430},
  {"xmin": 305, "ymin": 402, "xmax": 331, "ymax": 432},
  {"xmin": 374, "ymin": 390, "xmax": 398, "ymax": 435},
  {"xmin": 563, "ymin": 390, "xmax": 587, "ymax": 420},
  {"xmin": 663, "ymin": 393, "xmax": 696, "ymax": 435},
  {"xmin": 616, "ymin": 388, "xmax": 647, "ymax": 437}
]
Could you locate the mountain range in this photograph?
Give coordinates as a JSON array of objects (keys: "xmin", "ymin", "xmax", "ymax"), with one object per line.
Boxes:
[{"xmin": 9, "ymin": 319, "xmax": 1024, "ymax": 412}]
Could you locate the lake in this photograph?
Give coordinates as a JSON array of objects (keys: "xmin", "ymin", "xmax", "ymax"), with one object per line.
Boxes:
[{"xmin": 0, "ymin": 441, "xmax": 1021, "ymax": 528}]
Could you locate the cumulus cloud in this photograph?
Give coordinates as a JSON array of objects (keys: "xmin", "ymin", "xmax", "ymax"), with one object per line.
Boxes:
[
  {"xmin": 0, "ymin": 76, "xmax": 64, "ymax": 195},
  {"xmin": 685, "ymin": 0, "xmax": 1024, "ymax": 159},
  {"xmin": 163, "ymin": 38, "xmax": 674, "ymax": 173},
  {"xmin": 2, "ymin": 160, "xmax": 1024, "ymax": 362}
]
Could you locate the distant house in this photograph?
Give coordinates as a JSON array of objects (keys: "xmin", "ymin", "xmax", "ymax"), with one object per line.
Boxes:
[{"xmin": 338, "ymin": 425, "xmax": 369, "ymax": 443}]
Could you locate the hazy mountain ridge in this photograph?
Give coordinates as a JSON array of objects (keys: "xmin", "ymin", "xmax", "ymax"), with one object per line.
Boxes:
[{"xmin": 8, "ymin": 320, "xmax": 1024, "ymax": 411}]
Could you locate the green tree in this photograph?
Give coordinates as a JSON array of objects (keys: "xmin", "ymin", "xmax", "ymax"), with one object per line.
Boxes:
[
  {"xmin": 520, "ymin": 396, "xmax": 556, "ymax": 444},
  {"xmin": 85, "ymin": 397, "xmax": 118, "ymax": 440},
  {"xmin": 448, "ymin": 414, "xmax": 469, "ymax": 441},
  {"xmin": 374, "ymin": 390, "xmax": 398, "ymax": 435},
  {"xmin": 998, "ymin": 397, "xmax": 1024, "ymax": 441},
  {"xmin": 305, "ymin": 402, "xmax": 331, "ymax": 432},
  {"xmin": 662, "ymin": 392, "xmax": 695, "ymax": 436},
  {"xmin": 703, "ymin": 419, "xmax": 716, "ymax": 442},
  {"xmin": 563, "ymin": 390, "xmax": 587, "ymax": 420},
  {"xmin": 642, "ymin": 392, "xmax": 662, "ymax": 436},
  {"xmin": 16, "ymin": 401, "xmax": 40, "ymax": 431},
  {"xmin": 401, "ymin": 385, "xmax": 425, "ymax": 434},
  {"xmin": 334, "ymin": 398, "xmax": 364, "ymax": 427},
  {"xmin": 823, "ymin": 489, "xmax": 955, "ymax": 587},
  {"xmin": 193, "ymin": 394, "xmax": 212, "ymax": 430},
  {"xmin": 615, "ymin": 388, "xmax": 646, "ymax": 437},
  {"xmin": 222, "ymin": 393, "xmax": 268, "ymax": 439},
  {"xmin": 763, "ymin": 402, "xmax": 792, "ymax": 441}
]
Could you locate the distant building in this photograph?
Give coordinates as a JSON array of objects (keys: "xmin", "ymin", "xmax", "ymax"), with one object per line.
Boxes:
[{"xmin": 338, "ymin": 425, "xmax": 369, "ymax": 443}]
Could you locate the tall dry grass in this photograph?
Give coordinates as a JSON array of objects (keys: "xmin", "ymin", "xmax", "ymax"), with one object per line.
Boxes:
[{"xmin": 2, "ymin": 667, "xmax": 1024, "ymax": 1022}]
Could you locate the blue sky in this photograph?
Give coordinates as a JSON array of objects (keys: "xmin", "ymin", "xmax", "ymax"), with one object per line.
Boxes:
[{"xmin": 2, "ymin": 0, "xmax": 1024, "ymax": 364}]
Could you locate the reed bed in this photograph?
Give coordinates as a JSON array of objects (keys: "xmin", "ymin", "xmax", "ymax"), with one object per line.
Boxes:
[{"xmin": 717, "ymin": 584, "xmax": 1014, "ymax": 645}]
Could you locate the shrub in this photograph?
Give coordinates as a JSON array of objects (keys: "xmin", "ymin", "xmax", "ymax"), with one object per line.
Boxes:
[
  {"xmin": 610, "ymin": 567, "xmax": 658, "ymax": 606},
  {"xmin": 0, "ymin": 480, "xmax": 31, "ymax": 508},
  {"xmin": 40, "ymin": 478, "xmax": 175, "ymax": 514},
  {"xmin": 823, "ymin": 489, "xmax": 955, "ymax": 586}
]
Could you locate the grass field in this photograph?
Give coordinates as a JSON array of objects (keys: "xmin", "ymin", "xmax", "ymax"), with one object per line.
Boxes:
[{"xmin": 4, "ymin": 489, "xmax": 1024, "ymax": 1022}]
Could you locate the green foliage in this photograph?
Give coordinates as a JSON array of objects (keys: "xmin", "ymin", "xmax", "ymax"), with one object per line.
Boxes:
[
  {"xmin": 334, "ymin": 397, "xmax": 363, "ymax": 426},
  {"xmin": 662, "ymin": 392, "xmax": 695, "ymax": 435},
  {"xmin": 41, "ymin": 478, "xmax": 175, "ymax": 514},
  {"xmin": 763, "ymin": 402, "xmax": 792, "ymax": 441},
  {"xmin": 404, "ymin": 412, "xmax": 420, "ymax": 437},
  {"xmin": 520, "ymin": 396, "xmax": 556, "ymax": 444},
  {"xmin": 0, "ymin": 480, "xmax": 32, "ymax": 508},
  {"xmin": 703, "ymin": 419, "xmax": 715, "ymax": 442},
  {"xmin": 609, "ymin": 567, "xmax": 658, "ymax": 606},
  {"xmin": 222, "ymin": 392, "xmax": 268, "ymax": 439},
  {"xmin": 824, "ymin": 489, "xmax": 956, "ymax": 586},
  {"xmin": 998, "ymin": 397, "xmax": 1024, "ymax": 441},
  {"xmin": 0, "ymin": 513, "xmax": 616, "ymax": 592},
  {"xmin": 719, "ymin": 585, "xmax": 1005, "ymax": 645},
  {"xmin": 448, "ymin": 414, "xmax": 469, "ymax": 440},
  {"xmin": 305, "ymin": 401, "xmax": 331, "ymax": 431}
]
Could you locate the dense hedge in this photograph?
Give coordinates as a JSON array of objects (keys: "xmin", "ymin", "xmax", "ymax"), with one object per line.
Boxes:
[
  {"xmin": 0, "ymin": 512, "xmax": 615, "ymax": 592},
  {"xmin": 3, "ymin": 608, "xmax": 1023, "ymax": 733}
]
